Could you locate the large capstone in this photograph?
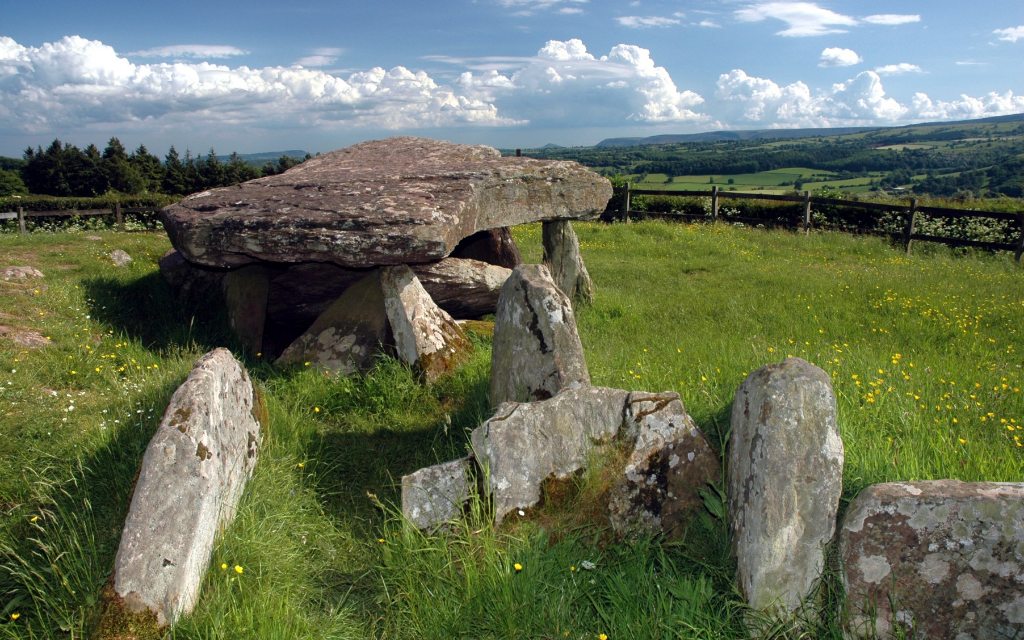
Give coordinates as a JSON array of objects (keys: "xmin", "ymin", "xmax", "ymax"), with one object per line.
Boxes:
[
  {"xmin": 728, "ymin": 357, "xmax": 844, "ymax": 612},
  {"xmin": 489, "ymin": 264, "xmax": 590, "ymax": 406},
  {"xmin": 160, "ymin": 137, "xmax": 611, "ymax": 269},
  {"xmin": 840, "ymin": 480, "xmax": 1024, "ymax": 639},
  {"xmin": 470, "ymin": 386, "xmax": 630, "ymax": 525},
  {"xmin": 113, "ymin": 348, "xmax": 262, "ymax": 627}
]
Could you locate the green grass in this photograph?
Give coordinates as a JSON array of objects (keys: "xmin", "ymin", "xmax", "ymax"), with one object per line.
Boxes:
[
  {"xmin": 630, "ymin": 168, "xmax": 881, "ymax": 194},
  {"xmin": 1, "ymin": 223, "xmax": 1021, "ymax": 638}
]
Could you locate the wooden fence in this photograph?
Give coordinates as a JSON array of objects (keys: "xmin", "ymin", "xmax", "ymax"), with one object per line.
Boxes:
[
  {"xmin": 0, "ymin": 204, "xmax": 162, "ymax": 233},
  {"xmin": 620, "ymin": 184, "xmax": 1024, "ymax": 262}
]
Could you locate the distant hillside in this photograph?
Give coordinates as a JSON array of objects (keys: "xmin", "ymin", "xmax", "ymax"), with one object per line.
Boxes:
[
  {"xmin": 596, "ymin": 127, "xmax": 876, "ymax": 147},
  {"xmin": 594, "ymin": 113, "xmax": 1024, "ymax": 148},
  {"xmin": 216, "ymin": 150, "xmax": 309, "ymax": 166}
]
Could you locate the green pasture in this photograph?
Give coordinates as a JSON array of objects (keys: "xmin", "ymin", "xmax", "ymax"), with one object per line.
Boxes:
[{"xmin": 0, "ymin": 222, "xmax": 1021, "ymax": 638}]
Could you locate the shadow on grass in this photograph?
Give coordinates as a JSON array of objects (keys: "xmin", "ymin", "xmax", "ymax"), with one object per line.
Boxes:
[
  {"xmin": 0, "ymin": 377, "xmax": 183, "ymax": 638},
  {"xmin": 80, "ymin": 273, "xmax": 236, "ymax": 355}
]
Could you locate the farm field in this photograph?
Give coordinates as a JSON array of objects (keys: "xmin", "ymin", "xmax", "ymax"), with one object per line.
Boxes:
[
  {"xmin": 627, "ymin": 169, "xmax": 886, "ymax": 194},
  {"xmin": 0, "ymin": 222, "xmax": 1022, "ymax": 638}
]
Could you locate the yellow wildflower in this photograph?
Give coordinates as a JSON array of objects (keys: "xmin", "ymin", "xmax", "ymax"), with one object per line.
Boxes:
[
  {"xmin": 513, "ymin": 562, "xmax": 523, "ymax": 572},
  {"xmin": 234, "ymin": 565, "xmax": 244, "ymax": 574}
]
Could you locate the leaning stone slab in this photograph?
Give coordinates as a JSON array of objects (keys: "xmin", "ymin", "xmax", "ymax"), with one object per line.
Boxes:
[
  {"xmin": 276, "ymin": 270, "xmax": 392, "ymax": 374},
  {"xmin": 412, "ymin": 258, "xmax": 511, "ymax": 319},
  {"xmin": 728, "ymin": 357, "xmax": 844, "ymax": 612},
  {"xmin": 471, "ymin": 386, "xmax": 629, "ymax": 525},
  {"xmin": 401, "ymin": 458, "xmax": 474, "ymax": 530},
  {"xmin": 113, "ymin": 348, "xmax": 262, "ymax": 627},
  {"xmin": 542, "ymin": 220, "xmax": 594, "ymax": 303},
  {"xmin": 451, "ymin": 227, "xmax": 523, "ymax": 269},
  {"xmin": 161, "ymin": 137, "xmax": 612, "ymax": 269},
  {"xmin": 490, "ymin": 264, "xmax": 590, "ymax": 407},
  {"xmin": 841, "ymin": 480, "xmax": 1024, "ymax": 640},
  {"xmin": 608, "ymin": 392, "xmax": 720, "ymax": 538},
  {"xmin": 381, "ymin": 265, "xmax": 471, "ymax": 382}
]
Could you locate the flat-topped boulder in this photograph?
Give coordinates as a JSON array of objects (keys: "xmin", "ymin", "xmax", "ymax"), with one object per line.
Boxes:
[{"xmin": 161, "ymin": 137, "xmax": 612, "ymax": 269}]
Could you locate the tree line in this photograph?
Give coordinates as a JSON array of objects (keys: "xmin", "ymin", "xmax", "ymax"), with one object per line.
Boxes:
[{"xmin": 0, "ymin": 138, "xmax": 309, "ymax": 197}]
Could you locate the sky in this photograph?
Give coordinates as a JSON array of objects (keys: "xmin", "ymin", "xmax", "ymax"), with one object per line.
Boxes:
[{"xmin": 1, "ymin": 1, "xmax": 1023, "ymax": 157}]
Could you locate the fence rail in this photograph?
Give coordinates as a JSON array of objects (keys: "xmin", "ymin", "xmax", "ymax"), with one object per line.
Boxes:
[
  {"xmin": 620, "ymin": 184, "xmax": 1024, "ymax": 262},
  {"xmin": 0, "ymin": 204, "xmax": 162, "ymax": 233}
]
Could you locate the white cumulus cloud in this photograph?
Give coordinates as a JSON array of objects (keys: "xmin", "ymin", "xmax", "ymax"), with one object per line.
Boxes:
[
  {"xmin": 874, "ymin": 63, "xmax": 922, "ymax": 76},
  {"xmin": 495, "ymin": 0, "xmax": 588, "ymax": 15},
  {"xmin": 994, "ymin": 26, "xmax": 1024, "ymax": 43},
  {"xmin": 616, "ymin": 16, "xmax": 682, "ymax": 28},
  {"xmin": 129, "ymin": 44, "xmax": 249, "ymax": 59},
  {"xmin": 734, "ymin": 2, "xmax": 857, "ymax": 37},
  {"xmin": 862, "ymin": 14, "xmax": 920, "ymax": 26},
  {"xmin": 456, "ymin": 39, "xmax": 706, "ymax": 126},
  {"xmin": 294, "ymin": 48, "xmax": 344, "ymax": 68},
  {"xmin": 713, "ymin": 67, "xmax": 1023, "ymax": 128},
  {"xmin": 0, "ymin": 35, "xmax": 515, "ymax": 139},
  {"xmin": 819, "ymin": 47, "xmax": 862, "ymax": 67}
]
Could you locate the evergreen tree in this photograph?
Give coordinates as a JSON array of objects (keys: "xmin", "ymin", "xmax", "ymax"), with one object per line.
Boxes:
[
  {"xmin": 130, "ymin": 144, "xmax": 165, "ymax": 193},
  {"xmin": 102, "ymin": 137, "xmax": 144, "ymax": 194},
  {"xmin": 162, "ymin": 146, "xmax": 190, "ymax": 195}
]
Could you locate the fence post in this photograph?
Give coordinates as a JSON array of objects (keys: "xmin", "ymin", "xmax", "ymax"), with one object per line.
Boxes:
[
  {"xmin": 622, "ymin": 182, "xmax": 631, "ymax": 221},
  {"xmin": 903, "ymin": 198, "xmax": 918, "ymax": 255},
  {"xmin": 711, "ymin": 186, "xmax": 719, "ymax": 223},
  {"xmin": 17, "ymin": 206, "xmax": 25, "ymax": 235},
  {"xmin": 802, "ymin": 191, "xmax": 812, "ymax": 234},
  {"xmin": 114, "ymin": 202, "xmax": 124, "ymax": 230},
  {"xmin": 1015, "ymin": 213, "xmax": 1024, "ymax": 264}
]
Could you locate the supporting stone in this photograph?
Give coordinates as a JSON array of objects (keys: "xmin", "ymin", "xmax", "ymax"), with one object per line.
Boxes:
[
  {"xmin": 542, "ymin": 220, "xmax": 594, "ymax": 303},
  {"xmin": 489, "ymin": 264, "xmax": 590, "ymax": 407},
  {"xmin": 113, "ymin": 348, "xmax": 262, "ymax": 627},
  {"xmin": 381, "ymin": 265, "xmax": 471, "ymax": 383},
  {"xmin": 728, "ymin": 357, "xmax": 844, "ymax": 612},
  {"xmin": 276, "ymin": 270, "xmax": 392, "ymax": 374},
  {"xmin": 841, "ymin": 480, "xmax": 1024, "ymax": 639},
  {"xmin": 222, "ymin": 265, "xmax": 271, "ymax": 354}
]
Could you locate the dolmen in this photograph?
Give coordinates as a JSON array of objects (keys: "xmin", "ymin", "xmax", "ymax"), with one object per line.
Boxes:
[{"xmin": 159, "ymin": 137, "xmax": 611, "ymax": 379}]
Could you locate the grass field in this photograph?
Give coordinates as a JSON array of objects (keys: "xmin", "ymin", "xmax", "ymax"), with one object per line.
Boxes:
[
  {"xmin": 628, "ymin": 169, "xmax": 884, "ymax": 194},
  {"xmin": 1, "ymin": 223, "xmax": 1021, "ymax": 638}
]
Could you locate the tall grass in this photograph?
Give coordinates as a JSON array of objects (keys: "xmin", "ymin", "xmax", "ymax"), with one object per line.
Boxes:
[{"xmin": 0, "ymin": 223, "xmax": 1020, "ymax": 638}]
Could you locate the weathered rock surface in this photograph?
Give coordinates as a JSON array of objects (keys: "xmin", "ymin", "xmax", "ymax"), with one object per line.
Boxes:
[
  {"xmin": 412, "ymin": 258, "xmax": 510, "ymax": 319},
  {"xmin": 401, "ymin": 458, "xmax": 473, "ymax": 530},
  {"xmin": 471, "ymin": 386, "xmax": 629, "ymax": 524},
  {"xmin": 0, "ymin": 325, "xmax": 51, "ymax": 349},
  {"xmin": 222, "ymin": 265, "xmax": 270, "ymax": 354},
  {"xmin": 110, "ymin": 249, "xmax": 133, "ymax": 267},
  {"xmin": 728, "ymin": 357, "xmax": 844, "ymax": 612},
  {"xmin": 451, "ymin": 227, "xmax": 522, "ymax": 269},
  {"xmin": 608, "ymin": 392, "xmax": 720, "ymax": 538},
  {"xmin": 276, "ymin": 270, "xmax": 392, "ymax": 373},
  {"xmin": 841, "ymin": 480, "xmax": 1024, "ymax": 640},
  {"xmin": 1, "ymin": 266, "xmax": 43, "ymax": 280},
  {"xmin": 158, "ymin": 250, "xmax": 224, "ymax": 303},
  {"xmin": 381, "ymin": 265, "xmax": 470, "ymax": 382},
  {"xmin": 161, "ymin": 137, "xmax": 612, "ymax": 269},
  {"xmin": 542, "ymin": 220, "xmax": 593, "ymax": 303},
  {"xmin": 490, "ymin": 264, "xmax": 590, "ymax": 406},
  {"xmin": 113, "ymin": 348, "xmax": 262, "ymax": 627}
]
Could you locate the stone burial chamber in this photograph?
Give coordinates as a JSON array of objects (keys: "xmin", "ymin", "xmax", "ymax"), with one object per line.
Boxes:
[{"xmin": 159, "ymin": 136, "xmax": 612, "ymax": 378}]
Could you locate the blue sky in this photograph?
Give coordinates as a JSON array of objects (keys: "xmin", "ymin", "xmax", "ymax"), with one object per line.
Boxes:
[{"xmin": 1, "ymin": 1, "xmax": 1022, "ymax": 156}]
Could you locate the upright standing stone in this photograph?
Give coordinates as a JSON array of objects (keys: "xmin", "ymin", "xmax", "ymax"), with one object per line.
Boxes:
[
  {"xmin": 276, "ymin": 270, "xmax": 392, "ymax": 374},
  {"xmin": 490, "ymin": 264, "xmax": 590, "ymax": 406},
  {"xmin": 728, "ymin": 357, "xmax": 844, "ymax": 612},
  {"xmin": 113, "ymin": 349, "xmax": 262, "ymax": 627},
  {"xmin": 381, "ymin": 265, "xmax": 471, "ymax": 382},
  {"xmin": 841, "ymin": 481, "xmax": 1024, "ymax": 639},
  {"xmin": 222, "ymin": 265, "xmax": 271, "ymax": 354},
  {"xmin": 542, "ymin": 220, "xmax": 594, "ymax": 303}
]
